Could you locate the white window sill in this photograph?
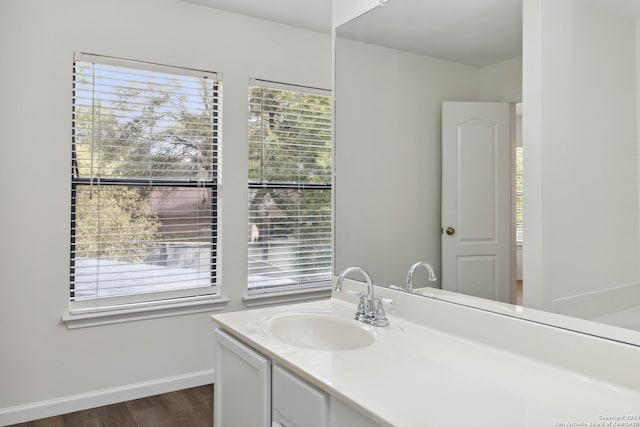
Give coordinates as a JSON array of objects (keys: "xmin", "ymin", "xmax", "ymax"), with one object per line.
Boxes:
[
  {"xmin": 62, "ymin": 296, "xmax": 230, "ymax": 329},
  {"xmin": 243, "ymin": 284, "xmax": 331, "ymax": 308}
]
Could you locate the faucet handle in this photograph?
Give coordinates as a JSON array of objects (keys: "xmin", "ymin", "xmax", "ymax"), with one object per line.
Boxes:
[
  {"xmin": 344, "ymin": 290, "xmax": 371, "ymax": 322},
  {"xmin": 345, "ymin": 290, "xmax": 367, "ymax": 319},
  {"xmin": 377, "ymin": 296, "xmax": 395, "ymax": 305},
  {"xmin": 355, "ymin": 291, "xmax": 367, "ymax": 320},
  {"xmin": 372, "ymin": 296, "xmax": 393, "ymax": 327}
]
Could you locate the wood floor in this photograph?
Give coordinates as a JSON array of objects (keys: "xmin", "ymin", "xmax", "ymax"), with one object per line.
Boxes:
[
  {"xmin": 10, "ymin": 385, "xmax": 213, "ymax": 427},
  {"xmin": 517, "ymin": 279, "xmax": 523, "ymax": 306}
]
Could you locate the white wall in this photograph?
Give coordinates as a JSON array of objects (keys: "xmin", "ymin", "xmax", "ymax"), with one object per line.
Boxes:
[
  {"xmin": 0, "ymin": 0, "xmax": 330, "ymax": 419},
  {"xmin": 523, "ymin": 0, "xmax": 640, "ymax": 311},
  {"xmin": 478, "ymin": 56, "xmax": 523, "ymax": 102},
  {"xmin": 637, "ymin": 22, "xmax": 640, "ymax": 262}
]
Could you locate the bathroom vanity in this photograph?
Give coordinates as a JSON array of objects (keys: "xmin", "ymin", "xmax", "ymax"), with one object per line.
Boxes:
[
  {"xmin": 214, "ymin": 325, "xmax": 375, "ymax": 426},
  {"xmin": 212, "ymin": 281, "xmax": 640, "ymax": 427}
]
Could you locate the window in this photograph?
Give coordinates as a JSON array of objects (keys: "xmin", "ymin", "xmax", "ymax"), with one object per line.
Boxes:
[
  {"xmin": 247, "ymin": 80, "xmax": 332, "ymax": 293},
  {"xmin": 70, "ymin": 53, "xmax": 220, "ymax": 313},
  {"xmin": 515, "ymin": 146, "xmax": 523, "ymax": 243}
]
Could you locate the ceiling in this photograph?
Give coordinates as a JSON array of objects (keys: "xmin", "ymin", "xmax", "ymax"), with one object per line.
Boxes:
[
  {"xmin": 337, "ymin": 0, "xmax": 523, "ymax": 68},
  {"xmin": 181, "ymin": 0, "xmax": 640, "ymax": 68},
  {"xmin": 182, "ymin": 0, "xmax": 332, "ymax": 33},
  {"xmin": 183, "ymin": 0, "xmax": 523, "ymax": 68}
]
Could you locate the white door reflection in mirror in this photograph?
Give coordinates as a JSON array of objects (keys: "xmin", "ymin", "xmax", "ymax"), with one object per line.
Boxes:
[{"xmin": 441, "ymin": 102, "xmax": 512, "ymax": 303}]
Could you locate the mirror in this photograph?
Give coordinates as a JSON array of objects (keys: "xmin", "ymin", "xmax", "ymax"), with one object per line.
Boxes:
[{"xmin": 335, "ymin": 0, "xmax": 640, "ymax": 346}]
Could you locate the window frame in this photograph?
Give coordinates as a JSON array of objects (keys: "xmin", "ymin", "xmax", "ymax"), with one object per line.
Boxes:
[
  {"xmin": 66, "ymin": 53, "xmax": 226, "ymax": 324},
  {"xmin": 246, "ymin": 79, "xmax": 333, "ymax": 301}
]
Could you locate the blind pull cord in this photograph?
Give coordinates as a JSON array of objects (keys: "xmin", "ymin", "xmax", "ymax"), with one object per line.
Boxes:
[
  {"xmin": 200, "ymin": 179, "xmax": 207, "ymax": 205},
  {"xmin": 89, "ymin": 64, "xmax": 95, "ymax": 200}
]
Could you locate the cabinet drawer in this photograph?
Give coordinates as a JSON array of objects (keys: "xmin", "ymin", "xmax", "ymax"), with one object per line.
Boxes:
[{"xmin": 272, "ymin": 364, "xmax": 328, "ymax": 427}]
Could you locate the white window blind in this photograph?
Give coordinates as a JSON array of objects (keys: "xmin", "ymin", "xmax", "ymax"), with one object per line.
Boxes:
[
  {"xmin": 516, "ymin": 146, "xmax": 524, "ymax": 243},
  {"xmin": 247, "ymin": 80, "xmax": 332, "ymax": 293},
  {"xmin": 70, "ymin": 53, "xmax": 220, "ymax": 312}
]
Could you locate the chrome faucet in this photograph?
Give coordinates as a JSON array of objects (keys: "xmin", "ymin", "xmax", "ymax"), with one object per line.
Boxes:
[
  {"xmin": 335, "ymin": 266, "xmax": 390, "ymax": 327},
  {"xmin": 406, "ymin": 261, "xmax": 438, "ymax": 291}
]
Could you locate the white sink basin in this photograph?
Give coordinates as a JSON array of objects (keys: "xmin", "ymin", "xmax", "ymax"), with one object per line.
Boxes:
[{"xmin": 265, "ymin": 312, "xmax": 375, "ymax": 351}]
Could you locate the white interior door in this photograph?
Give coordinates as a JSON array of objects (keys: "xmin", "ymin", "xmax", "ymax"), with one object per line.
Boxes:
[{"xmin": 441, "ymin": 101, "xmax": 512, "ymax": 303}]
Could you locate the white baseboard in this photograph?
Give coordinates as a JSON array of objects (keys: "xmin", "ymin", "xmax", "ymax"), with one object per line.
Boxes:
[{"xmin": 0, "ymin": 369, "xmax": 215, "ymax": 426}]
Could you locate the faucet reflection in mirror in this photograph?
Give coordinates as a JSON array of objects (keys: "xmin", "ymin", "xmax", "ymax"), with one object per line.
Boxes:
[
  {"xmin": 406, "ymin": 261, "xmax": 438, "ymax": 291},
  {"xmin": 334, "ymin": 266, "xmax": 394, "ymax": 327}
]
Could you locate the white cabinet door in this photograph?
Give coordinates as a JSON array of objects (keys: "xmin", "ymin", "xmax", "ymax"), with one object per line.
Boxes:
[
  {"xmin": 329, "ymin": 396, "xmax": 380, "ymax": 427},
  {"xmin": 214, "ymin": 328, "xmax": 271, "ymax": 427},
  {"xmin": 272, "ymin": 364, "xmax": 328, "ymax": 427}
]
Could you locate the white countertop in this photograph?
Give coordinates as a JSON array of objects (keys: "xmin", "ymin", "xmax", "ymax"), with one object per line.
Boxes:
[{"xmin": 211, "ymin": 294, "xmax": 640, "ymax": 427}]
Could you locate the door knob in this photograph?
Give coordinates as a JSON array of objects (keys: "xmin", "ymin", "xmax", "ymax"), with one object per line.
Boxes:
[{"xmin": 446, "ymin": 226, "xmax": 456, "ymax": 235}]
